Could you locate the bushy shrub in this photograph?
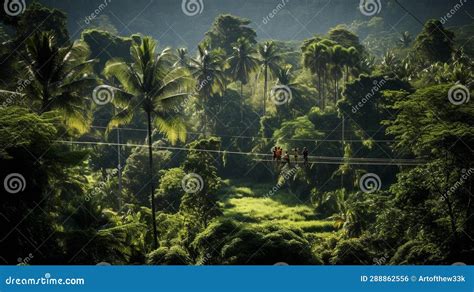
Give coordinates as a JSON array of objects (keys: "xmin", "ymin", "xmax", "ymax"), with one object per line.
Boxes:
[
  {"xmin": 146, "ymin": 246, "xmax": 191, "ymax": 265},
  {"xmin": 155, "ymin": 168, "xmax": 186, "ymax": 213},
  {"xmin": 390, "ymin": 240, "xmax": 444, "ymax": 265},
  {"xmin": 192, "ymin": 219, "xmax": 321, "ymax": 265},
  {"xmin": 123, "ymin": 142, "xmax": 174, "ymax": 206},
  {"xmin": 329, "ymin": 238, "xmax": 373, "ymax": 265}
]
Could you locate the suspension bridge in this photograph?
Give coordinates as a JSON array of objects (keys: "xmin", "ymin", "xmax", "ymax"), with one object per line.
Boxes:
[{"xmin": 56, "ymin": 140, "xmax": 425, "ymax": 167}]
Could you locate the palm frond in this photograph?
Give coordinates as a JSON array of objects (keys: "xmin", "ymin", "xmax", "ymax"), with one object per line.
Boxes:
[
  {"xmin": 104, "ymin": 86, "xmax": 136, "ymax": 109},
  {"xmin": 66, "ymin": 59, "xmax": 97, "ymax": 78},
  {"xmin": 57, "ymin": 77, "xmax": 97, "ymax": 94},
  {"xmin": 46, "ymin": 104, "xmax": 91, "ymax": 135},
  {"xmin": 107, "ymin": 108, "xmax": 135, "ymax": 132},
  {"xmin": 67, "ymin": 40, "xmax": 91, "ymax": 62},
  {"xmin": 154, "ymin": 116, "xmax": 187, "ymax": 145},
  {"xmin": 0, "ymin": 90, "xmax": 25, "ymax": 97},
  {"xmin": 104, "ymin": 60, "xmax": 142, "ymax": 95},
  {"xmin": 153, "ymin": 73, "xmax": 194, "ymax": 101}
]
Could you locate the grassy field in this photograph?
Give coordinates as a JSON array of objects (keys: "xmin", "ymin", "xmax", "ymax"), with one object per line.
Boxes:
[{"xmin": 219, "ymin": 180, "xmax": 336, "ymax": 236}]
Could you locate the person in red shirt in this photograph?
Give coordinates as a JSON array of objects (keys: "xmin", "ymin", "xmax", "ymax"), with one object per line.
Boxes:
[
  {"xmin": 272, "ymin": 147, "xmax": 277, "ymax": 162},
  {"xmin": 277, "ymin": 147, "xmax": 282, "ymax": 162}
]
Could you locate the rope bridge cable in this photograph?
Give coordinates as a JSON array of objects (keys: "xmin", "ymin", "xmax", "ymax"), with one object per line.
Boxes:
[
  {"xmin": 88, "ymin": 125, "xmax": 399, "ymax": 143},
  {"xmin": 54, "ymin": 140, "xmax": 426, "ymax": 166},
  {"xmin": 253, "ymin": 160, "xmax": 424, "ymax": 166},
  {"xmin": 90, "ymin": 120, "xmax": 394, "ymax": 133}
]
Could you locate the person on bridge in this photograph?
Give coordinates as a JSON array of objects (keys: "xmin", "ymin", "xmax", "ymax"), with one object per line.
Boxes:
[
  {"xmin": 284, "ymin": 151, "xmax": 291, "ymax": 166},
  {"xmin": 272, "ymin": 147, "xmax": 278, "ymax": 161},
  {"xmin": 277, "ymin": 147, "xmax": 282, "ymax": 162},
  {"xmin": 303, "ymin": 147, "xmax": 309, "ymax": 166},
  {"xmin": 294, "ymin": 148, "xmax": 299, "ymax": 164}
]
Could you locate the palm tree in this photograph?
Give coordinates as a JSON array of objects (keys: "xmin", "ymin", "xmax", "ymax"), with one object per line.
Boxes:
[
  {"xmin": 227, "ymin": 38, "xmax": 259, "ymax": 121},
  {"xmin": 303, "ymin": 42, "xmax": 330, "ymax": 109},
  {"xmin": 174, "ymin": 48, "xmax": 189, "ymax": 68},
  {"xmin": 189, "ymin": 45, "xmax": 227, "ymax": 135},
  {"xmin": 398, "ymin": 31, "xmax": 413, "ymax": 48},
  {"xmin": 357, "ymin": 55, "xmax": 376, "ymax": 75},
  {"xmin": 274, "ymin": 65, "xmax": 302, "ymax": 118},
  {"xmin": 258, "ymin": 41, "xmax": 281, "ymax": 115},
  {"xmin": 330, "ymin": 45, "xmax": 346, "ymax": 103},
  {"xmin": 380, "ymin": 51, "xmax": 399, "ymax": 74},
  {"xmin": 343, "ymin": 47, "xmax": 358, "ymax": 84},
  {"xmin": 104, "ymin": 37, "xmax": 192, "ymax": 248},
  {"xmin": 331, "ymin": 191, "xmax": 352, "ymax": 228},
  {"xmin": 23, "ymin": 31, "xmax": 96, "ymax": 133}
]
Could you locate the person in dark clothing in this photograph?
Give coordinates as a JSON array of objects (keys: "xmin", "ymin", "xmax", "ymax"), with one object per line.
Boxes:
[
  {"xmin": 283, "ymin": 151, "xmax": 290, "ymax": 166},
  {"xmin": 303, "ymin": 147, "xmax": 309, "ymax": 166}
]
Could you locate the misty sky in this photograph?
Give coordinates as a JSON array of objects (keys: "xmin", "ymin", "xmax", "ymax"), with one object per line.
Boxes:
[{"xmin": 38, "ymin": 0, "xmax": 474, "ymax": 48}]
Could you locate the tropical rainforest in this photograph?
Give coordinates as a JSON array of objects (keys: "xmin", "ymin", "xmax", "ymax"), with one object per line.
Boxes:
[{"xmin": 0, "ymin": 0, "xmax": 473, "ymax": 265}]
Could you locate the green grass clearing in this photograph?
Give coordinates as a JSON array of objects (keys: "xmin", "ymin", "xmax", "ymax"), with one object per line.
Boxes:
[{"xmin": 220, "ymin": 181, "xmax": 336, "ymax": 235}]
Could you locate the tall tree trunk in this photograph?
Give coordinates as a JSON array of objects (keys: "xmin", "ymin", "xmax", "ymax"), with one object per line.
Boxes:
[
  {"xmin": 202, "ymin": 96, "xmax": 208, "ymax": 137},
  {"xmin": 325, "ymin": 70, "xmax": 329, "ymax": 106},
  {"xmin": 240, "ymin": 82, "xmax": 244, "ymax": 122},
  {"xmin": 263, "ymin": 65, "xmax": 268, "ymax": 115},
  {"xmin": 345, "ymin": 67, "xmax": 350, "ymax": 84},
  {"xmin": 443, "ymin": 153, "xmax": 459, "ymax": 248},
  {"xmin": 341, "ymin": 115, "xmax": 345, "ymax": 189},
  {"xmin": 317, "ymin": 71, "xmax": 323, "ymax": 110},
  {"xmin": 146, "ymin": 110, "xmax": 158, "ymax": 249},
  {"xmin": 41, "ymin": 100, "xmax": 49, "ymax": 114},
  {"xmin": 117, "ymin": 126, "xmax": 122, "ymax": 210},
  {"xmin": 322, "ymin": 70, "xmax": 326, "ymax": 110},
  {"xmin": 41, "ymin": 87, "xmax": 51, "ymax": 114}
]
